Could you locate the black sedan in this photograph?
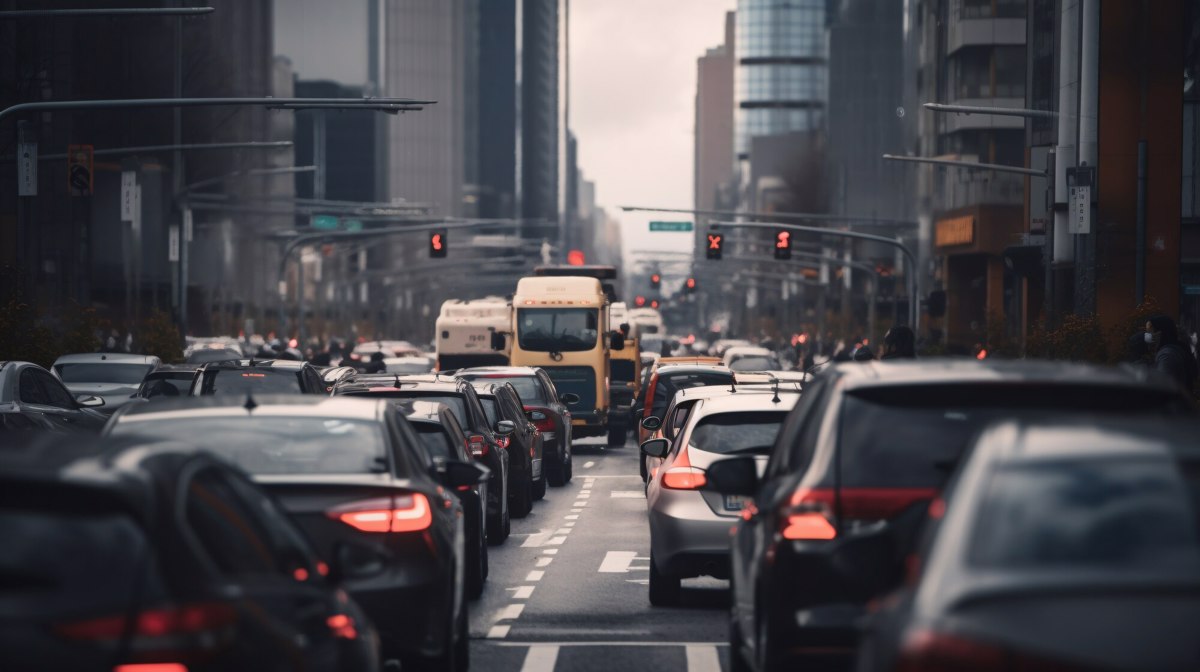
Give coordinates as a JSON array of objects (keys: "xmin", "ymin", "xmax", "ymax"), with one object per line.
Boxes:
[
  {"xmin": 0, "ymin": 360, "xmax": 106, "ymax": 433},
  {"xmin": 0, "ymin": 432, "xmax": 379, "ymax": 672},
  {"xmin": 190, "ymin": 359, "xmax": 328, "ymax": 396},
  {"xmin": 104, "ymin": 395, "xmax": 485, "ymax": 670},
  {"xmin": 472, "ymin": 382, "xmax": 545, "ymax": 515},
  {"xmin": 706, "ymin": 360, "xmax": 1196, "ymax": 672},
  {"xmin": 857, "ymin": 417, "xmax": 1200, "ymax": 672},
  {"xmin": 401, "ymin": 399, "xmax": 492, "ymax": 599}
]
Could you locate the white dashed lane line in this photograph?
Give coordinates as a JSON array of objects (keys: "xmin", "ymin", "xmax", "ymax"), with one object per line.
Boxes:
[{"xmin": 519, "ymin": 644, "xmax": 560, "ymax": 672}]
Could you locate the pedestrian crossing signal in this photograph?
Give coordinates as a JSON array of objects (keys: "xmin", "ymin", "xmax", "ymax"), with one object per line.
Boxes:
[
  {"xmin": 706, "ymin": 231, "xmax": 723, "ymax": 260},
  {"xmin": 430, "ymin": 230, "xmax": 447, "ymax": 258},
  {"xmin": 774, "ymin": 230, "xmax": 791, "ymax": 260}
]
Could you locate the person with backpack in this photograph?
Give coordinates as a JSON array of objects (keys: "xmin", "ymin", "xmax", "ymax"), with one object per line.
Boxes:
[{"xmin": 1145, "ymin": 315, "xmax": 1198, "ymax": 394}]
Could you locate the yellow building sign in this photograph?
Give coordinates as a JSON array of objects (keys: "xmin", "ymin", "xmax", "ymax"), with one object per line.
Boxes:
[{"xmin": 936, "ymin": 215, "xmax": 975, "ymax": 247}]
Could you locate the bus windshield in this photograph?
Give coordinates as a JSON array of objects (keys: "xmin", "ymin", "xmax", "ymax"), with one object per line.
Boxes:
[{"xmin": 517, "ymin": 308, "xmax": 599, "ymax": 352}]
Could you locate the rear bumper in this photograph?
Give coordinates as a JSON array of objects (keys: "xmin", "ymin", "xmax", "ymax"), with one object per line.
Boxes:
[
  {"xmin": 345, "ymin": 566, "xmax": 455, "ymax": 658},
  {"xmin": 647, "ymin": 492, "xmax": 737, "ymax": 579}
]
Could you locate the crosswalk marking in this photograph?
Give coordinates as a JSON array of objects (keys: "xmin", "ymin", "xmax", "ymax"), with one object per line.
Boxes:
[
  {"xmin": 686, "ymin": 645, "xmax": 721, "ymax": 672},
  {"xmin": 519, "ymin": 645, "xmax": 560, "ymax": 672}
]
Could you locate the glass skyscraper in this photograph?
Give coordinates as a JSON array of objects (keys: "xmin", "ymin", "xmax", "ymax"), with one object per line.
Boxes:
[{"xmin": 734, "ymin": 0, "xmax": 828, "ymax": 158}]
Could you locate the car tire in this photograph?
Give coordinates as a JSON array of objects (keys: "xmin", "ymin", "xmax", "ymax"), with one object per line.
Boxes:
[
  {"xmin": 547, "ymin": 446, "xmax": 567, "ymax": 487},
  {"xmin": 532, "ymin": 463, "xmax": 547, "ymax": 500},
  {"xmin": 467, "ymin": 530, "xmax": 486, "ymax": 600},
  {"xmin": 730, "ymin": 607, "xmax": 753, "ymax": 672},
  {"xmin": 607, "ymin": 423, "xmax": 625, "ymax": 447},
  {"xmin": 511, "ymin": 473, "xmax": 533, "ymax": 518},
  {"xmin": 563, "ymin": 449, "xmax": 572, "ymax": 483},
  {"xmin": 648, "ymin": 552, "xmax": 681, "ymax": 607},
  {"xmin": 411, "ymin": 580, "xmax": 467, "ymax": 672}
]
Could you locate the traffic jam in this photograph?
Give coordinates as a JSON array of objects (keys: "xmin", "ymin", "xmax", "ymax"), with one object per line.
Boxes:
[{"xmin": 2, "ymin": 264, "xmax": 1198, "ymax": 672}]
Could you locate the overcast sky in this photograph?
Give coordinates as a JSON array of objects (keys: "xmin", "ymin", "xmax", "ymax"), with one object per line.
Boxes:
[{"xmin": 567, "ymin": 0, "xmax": 736, "ymax": 266}]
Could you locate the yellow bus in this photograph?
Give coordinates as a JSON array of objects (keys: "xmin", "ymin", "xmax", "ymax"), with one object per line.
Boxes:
[{"xmin": 494, "ymin": 275, "xmax": 626, "ymax": 445}]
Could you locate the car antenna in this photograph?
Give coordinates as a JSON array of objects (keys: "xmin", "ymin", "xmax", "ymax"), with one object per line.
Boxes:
[
  {"xmin": 243, "ymin": 393, "xmax": 258, "ymax": 412},
  {"xmin": 771, "ymin": 377, "xmax": 781, "ymax": 404}
]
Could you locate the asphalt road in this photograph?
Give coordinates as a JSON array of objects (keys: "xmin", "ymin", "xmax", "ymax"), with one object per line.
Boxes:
[{"xmin": 468, "ymin": 433, "xmax": 733, "ymax": 672}]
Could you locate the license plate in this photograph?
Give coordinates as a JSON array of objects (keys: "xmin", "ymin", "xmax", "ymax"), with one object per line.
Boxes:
[{"xmin": 723, "ymin": 495, "xmax": 750, "ymax": 511}]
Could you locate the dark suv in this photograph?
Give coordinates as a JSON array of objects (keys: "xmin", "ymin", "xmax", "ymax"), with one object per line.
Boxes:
[
  {"xmin": 707, "ymin": 360, "xmax": 1196, "ymax": 672},
  {"xmin": 333, "ymin": 376, "xmax": 514, "ymax": 538},
  {"xmin": 191, "ymin": 359, "xmax": 327, "ymax": 396},
  {"xmin": 458, "ymin": 366, "xmax": 573, "ymax": 486},
  {"xmin": 472, "ymin": 382, "xmax": 545, "ymax": 517}
]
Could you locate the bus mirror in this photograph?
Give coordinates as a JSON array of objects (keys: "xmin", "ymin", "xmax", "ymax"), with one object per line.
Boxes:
[
  {"xmin": 490, "ymin": 332, "xmax": 506, "ymax": 351},
  {"xmin": 610, "ymin": 332, "xmax": 625, "ymax": 351}
]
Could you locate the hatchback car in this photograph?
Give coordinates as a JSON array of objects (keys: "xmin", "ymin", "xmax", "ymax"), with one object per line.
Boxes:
[
  {"xmin": 642, "ymin": 388, "xmax": 800, "ymax": 606},
  {"xmin": 458, "ymin": 366, "xmax": 573, "ymax": 486},
  {"xmin": 104, "ymin": 395, "xmax": 485, "ymax": 670},
  {"xmin": 0, "ymin": 360, "xmax": 107, "ymax": 433},
  {"xmin": 0, "ymin": 432, "xmax": 379, "ymax": 672},
  {"xmin": 706, "ymin": 360, "xmax": 1196, "ymax": 672},
  {"xmin": 857, "ymin": 417, "xmax": 1200, "ymax": 672},
  {"xmin": 334, "ymin": 376, "xmax": 514, "ymax": 539},
  {"xmin": 721, "ymin": 346, "xmax": 781, "ymax": 372},
  {"xmin": 191, "ymin": 359, "xmax": 327, "ymax": 396},
  {"xmin": 52, "ymin": 352, "xmax": 160, "ymax": 415}
]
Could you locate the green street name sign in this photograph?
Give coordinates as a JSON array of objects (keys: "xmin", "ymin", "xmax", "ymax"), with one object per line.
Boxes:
[
  {"xmin": 311, "ymin": 214, "xmax": 339, "ymax": 230},
  {"xmin": 649, "ymin": 220, "xmax": 693, "ymax": 232}
]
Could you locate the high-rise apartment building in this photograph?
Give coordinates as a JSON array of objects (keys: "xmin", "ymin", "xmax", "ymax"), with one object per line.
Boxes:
[{"xmin": 695, "ymin": 12, "xmax": 736, "ymax": 216}]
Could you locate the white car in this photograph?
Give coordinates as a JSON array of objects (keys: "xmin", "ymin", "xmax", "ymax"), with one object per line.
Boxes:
[
  {"xmin": 51, "ymin": 353, "xmax": 160, "ymax": 415},
  {"xmin": 720, "ymin": 346, "xmax": 781, "ymax": 371}
]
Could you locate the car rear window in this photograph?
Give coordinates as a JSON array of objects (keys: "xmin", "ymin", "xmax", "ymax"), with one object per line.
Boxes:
[
  {"xmin": 836, "ymin": 384, "xmax": 1192, "ymax": 488},
  {"xmin": 969, "ymin": 459, "xmax": 1200, "ymax": 574},
  {"xmin": 138, "ymin": 373, "xmax": 193, "ymax": 398},
  {"xmin": 350, "ymin": 391, "xmax": 469, "ymax": 428},
  {"xmin": 413, "ymin": 423, "xmax": 455, "ymax": 462},
  {"xmin": 652, "ymin": 372, "xmax": 733, "ymax": 415},
  {"xmin": 459, "ymin": 375, "xmax": 547, "ymax": 404},
  {"xmin": 111, "ymin": 416, "xmax": 387, "ymax": 475},
  {"xmin": 728, "ymin": 356, "xmax": 779, "ymax": 372},
  {"xmin": 478, "ymin": 397, "xmax": 500, "ymax": 426},
  {"xmin": 689, "ymin": 411, "xmax": 788, "ymax": 456},
  {"xmin": 55, "ymin": 363, "xmax": 152, "ymax": 385},
  {"xmin": 196, "ymin": 368, "xmax": 304, "ymax": 395}
]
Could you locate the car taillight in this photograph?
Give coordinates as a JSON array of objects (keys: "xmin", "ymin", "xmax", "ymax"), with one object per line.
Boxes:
[
  {"xmin": 57, "ymin": 602, "xmax": 236, "ymax": 642},
  {"xmin": 327, "ymin": 494, "xmax": 432, "ymax": 533},
  {"xmin": 325, "ymin": 614, "xmax": 359, "ymax": 640},
  {"xmin": 467, "ymin": 434, "xmax": 488, "ymax": 457},
  {"xmin": 661, "ymin": 466, "xmax": 707, "ymax": 490},
  {"xmin": 780, "ymin": 486, "xmax": 938, "ymax": 541},
  {"xmin": 115, "ymin": 665, "xmax": 189, "ymax": 672},
  {"xmin": 525, "ymin": 407, "xmax": 555, "ymax": 433},
  {"xmin": 642, "ymin": 375, "xmax": 659, "ymax": 418},
  {"xmin": 896, "ymin": 628, "xmax": 1083, "ymax": 672}
]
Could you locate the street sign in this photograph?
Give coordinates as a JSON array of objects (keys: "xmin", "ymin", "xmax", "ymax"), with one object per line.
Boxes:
[
  {"xmin": 343, "ymin": 219, "xmax": 363, "ymax": 232},
  {"xmin": 311, "ymin": 214, "xmax": 339, "ymax": 230},
  {"xmin": 67, "ymin": 144, "xmax": 94, "ymax": 196},
  {"xmin": 1067, "ymin": 166, "xmax": 1094, "ymax": 234},
  {"xmin": 131, "ymin": 184, "xmax": 142, "ymax": 234},
  {"xmin": 17, "ymin": 121, "xmax": 37, "ymax": 196},
  {"xmin": 649, "ymin": 221, "xmax": 693, "ymax": 232},
  {"xmin": 168, "ymin": 224, "xmax": 180, "ymax": 262},
  {"xmin": 120, "ymin": 172, "xmax": 137, "ymax": 221}
]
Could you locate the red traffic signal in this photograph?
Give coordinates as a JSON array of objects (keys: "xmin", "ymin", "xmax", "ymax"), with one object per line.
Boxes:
[
  {"xmin": 685, "ymin": 277, "xmax": 696, "ymax": 293},
  {"xmin": 567, "ymin": 249, "xmax": 586, "ymax": 266},
  {"xmin": 635, "ymin": 295, "xmax": 646, "ymax": 307},
  {"xmin": 706, "ymin": 231, "xmax": 723, "ymax": 260},
  {"xmin": 650, "ymin": 273, "xmax": 661, "ymax": 289},
  {"xmin": 650, "ymin": 299, "xmax": 660, "ymax": 309},
  {"xmin": 429, "ymin": 230, "xmax": 447, "ymax": 258},
  {"xmin": 774, "ymin": 230, "xmax": 791, "ymax": 260}
]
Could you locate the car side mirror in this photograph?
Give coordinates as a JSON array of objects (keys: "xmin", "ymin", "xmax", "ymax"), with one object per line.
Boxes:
[
  {"xmin": 702, "ymin": 457, "xmax": 759, "ymax": 496},
  {"xmin": 76, "ymin": 394, "xmax": 105, "ymax": 408},
  {"xmin": 640, "ymin": 438, "xmax": 670, "ymax": 459},
  {"xmin": 610, "ymin": 332, "xmax": 625, "ymax": 350},
  {"xmin": 641, "ymin": 416, "xmax": 662, "ymax": 431},
  {"xmin": 619, "ymin": 323, "xmax": 631, "ymax": 335},
  {"xmin": 442, "ymin": 460, "xmax": 490, "ymax": 489},
  {"xmin": 560, "ymin": 392, "xmax": 580, "ymax": 405},
  {"xmin": 490, "ymin": 331, "xmax": 506, "ymax": 351},
  {"xmin": 495, "ymin": 419, "xmax": 516, "ymax": 436}
]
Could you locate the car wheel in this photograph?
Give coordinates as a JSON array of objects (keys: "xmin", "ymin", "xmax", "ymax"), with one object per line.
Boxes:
[
  {"xmin": 648, "ymin": 551, "xmax": 681, "ymax": 606},
  {"xmin": 547, "ymin": 446, "xmax": 566, "ymax": 487},
  {"xmin": 511, "ymin": 473, "xmax": 533, "ymax": 518},
  {"xmin": 563, "ymin": 449, "xmax": 572, "ymax": 483},
  {"xmin": 532, "ymin": 463, "xmax": 547, "ymax": 500},
  {"xmin": 730, "ymin": 604, "xmax": 753, "ymax": 672},
  {"xmin": 487, "ymin": 482, "xmax": 509, "ymax": 544}
]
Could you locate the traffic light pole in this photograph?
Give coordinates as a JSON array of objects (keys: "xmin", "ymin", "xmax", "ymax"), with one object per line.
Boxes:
[{"xmin": 711, "ymin": 221, "xmax": 919, "ymax": 333}]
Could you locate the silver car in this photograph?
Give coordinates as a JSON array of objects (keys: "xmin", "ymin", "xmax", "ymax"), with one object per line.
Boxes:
[
  {"xmin": 51, "ymin": 353, "xmax": 160, "ymax": 415},
  {"xmin": 641, "ymin": 388, "xmax": 800, "ymax": 606}
]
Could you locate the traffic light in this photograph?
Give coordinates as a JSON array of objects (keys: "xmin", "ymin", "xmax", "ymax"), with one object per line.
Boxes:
[
  {"xmin": 685, "ymin": 277, "xmax": 696, "ymax": 293},
  {"xmin": 429, "ymin": 230, "xmax": 447, "ymax": 258},
  {"xmin": 706, "ymin": 230, "xmax": 723, "ymax": 260},
  {"xmin": 650, "ymin": 299, "xmax": 660, "ymax": 309},
  {"xmin": 774, "ymin": 229, "xmax": 792, "ymax": 260},
  {"xmin": 635, "ymin": 295, "xmax": 646, "ymax": 307},
  {"xmin": 650, "ymin": 273, "xmax": 661, "ymax": 289}
]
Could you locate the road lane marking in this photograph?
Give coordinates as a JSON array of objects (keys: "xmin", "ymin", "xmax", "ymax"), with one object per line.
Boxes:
[
  {"xmin": 512, "ymin": 586, "xmax": 535, "ymax": 599},
  {"xmin": 625, "ymin": 579, "xmax": 649, "ymax": 585},
  {"xmin": 686, "ymin": 645, "xmax": 722, "ymax": 672},
  {"xmin": 598, "ymin": 551, "xmax": 638, "ymax": 573},
  {"xmin": 570, "ymin": 508, "xmax": 583, "ymax": 513},
  {"xmin": 493, "ymin": 641, "xmax": 730, "ymax": 647},
  {"xmin": 526, "ymin": 570, "xmax": 545, "ymax": 581},
  {"xmin": 573, "ymin": 501, "xmax": 588, "ymax": 507},
  {"xmin": 564, "ymin": 514, "xmax": 579, "ymax": 520},
  {"xmin": 579, "ymin": 489, "xmax": 591, "ymax": 495},
  {"xmin": 584, "ymin": 461, "xmax": 595, "ymax": 468},
  {"xmin": 611, "ymin": 491, "xmax": 644, "ymax": 498},
  {"xmin": 535, "ymin": 556, "xmax": 553, "ymax": 567},
  {"xmin": 487, "ymin": 625, "xmax": 511, "ymax": 639},
  {"xmin": 497, "ymin": 604, "xmax": 525, "ymax": 620},
  {"xmin": 542, "ymin": 548, "xmax": 558, "ymax": 555},
  {"xmin": 563, "ymin": 521, "xmax": 575, "ymax": 527},
  {"xmin": 520, "ymin": 645, "xmax": 560, "ymax": 672},
  {"xmin": 522, "ymin": 530, "xmax": 554, "ymax": 547},
  {"xmin": 548, "ymin": 536, "xmax": 567, "ymax": 545},
  {"xmin": 555, "ymin": 527, "xmax": 572, "ymax": 535}
]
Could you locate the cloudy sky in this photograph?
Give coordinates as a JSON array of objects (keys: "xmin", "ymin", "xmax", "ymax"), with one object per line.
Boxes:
[{"xmin": 567, "ymin": 0, "xmax": 736, "ymax": 266}]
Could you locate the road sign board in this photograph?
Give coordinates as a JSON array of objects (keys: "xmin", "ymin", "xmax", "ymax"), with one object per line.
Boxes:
[
  {"xmin": 17, "ymin": 121, "xmax": 36, "ymax": 196},
  {"xmin": 649, "ymin": 221, "xmax": 693, "ymax": 232},
  {"xmin": 343, "ymin": 219, "xmax": 363, "ymax": 232},
  {"xmin": 311, "ymin": 214, "xmax": 339, "ymax": 230},
  {"xmin": 168, "ymin": 224, "xmax": 180, "ymax": 262},
  {"xmin": 1067, "ymin": 166, "xmax": 1093, "ymax": 235},
  {"xmin": 67, "ymin": 144, "xmax": 94, "ymax": 196}
]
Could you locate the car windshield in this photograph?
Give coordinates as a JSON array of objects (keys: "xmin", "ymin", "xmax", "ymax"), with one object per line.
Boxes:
[
  {"xmin": 137, "ymin": 374, "xmax": 193, "ymax": 399},
  {"xmin": 728, "ymin": 356, "xmax": 779, "ymax": 371},
  {"xmin": 838, "ymin": 385, "xmax": 1193, "ymax": 488},
  {"xmin": 55, "ymin": 363, "xmax": 151, "ymax": 385},
  {"xmin": 196, "ymin": 368, "xmax": 305, "ymax": 395},
  {"xmin": 517, "ymin": 308, "xmax": 598, "ymax": 352},
  {"xmin": 413, "ymin": 423, "xmax": 454, "ymax": 461},
  {"xmin": 111, "ymin": 416, "xmax": 388, "ymax": 475},
  {"xmin": 689, "ymin": 411, "xmax": 788, "ymax": 455},
  {"xmin": 459, "ymin": 374, "xmax": 546, "ymax": 404},
  {"xmin": 969, "ymin": 459, "xmax": 1200, "ymax": 576}
]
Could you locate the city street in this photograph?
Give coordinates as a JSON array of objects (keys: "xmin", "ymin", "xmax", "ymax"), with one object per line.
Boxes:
[{"xmin": 469, "ymin": 437, "xmax": 731, "ymax": 672}]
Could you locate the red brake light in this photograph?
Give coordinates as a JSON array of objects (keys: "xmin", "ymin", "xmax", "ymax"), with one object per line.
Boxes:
[
  {"xmin": 467, "ymin": 434, "xmax": 488, "ymax": 457},
  {"xmin": 896, "ymin": 630, "xmax": 1008, "ymax": 672},
  {"xmin": 115, "ymin": 665, "xmax": 189, "ymax": 672},
  {"xmin": 326, "ymin": 614, "xmax": 359, "ymax": 640},
  {"xmin": 328, "ymin": 494, "xmax": 432, "ymax": 533},
  {"xmin": 661, "ymin": 466, "xmax": 707, "ymax": 490},
  {"xmin": 782, "ymin": 486, "xmax": 938, "ymax": 541}
]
